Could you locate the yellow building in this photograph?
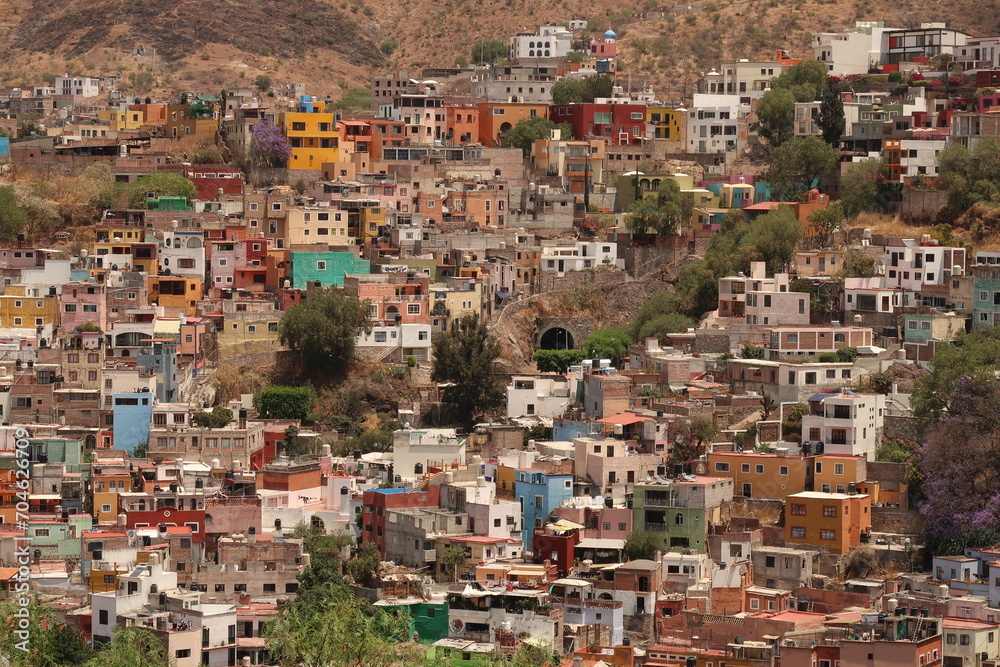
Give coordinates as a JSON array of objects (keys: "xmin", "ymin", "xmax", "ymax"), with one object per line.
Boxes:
[
  {"xmin": 812, "ymin": 454, "xmax": 866, "ymax": 495},
  {"xmin": 430, "ymin": 283, "xmax": 484, "ymax": 334},
  {"xmin": 92, "ymin": 472, "xmax": 131, "ymax": 524},
  {"xmin": 0, "ymin": 286, "xmax": 60, "ymax": 330},
  {"xmin": 785, "ymin": 491, "xmax": 872, "ymax": 555},
  {"xmin": 216, "ymin": 313, "xmax": 285, "ymax": 359},
  {"xmin": 646, "ymin": 106, "xmax": 684, "ymax": 141},
  {"xmin": 147, "ymin": 276, "xmax": 202, "ymax": 316},
  {"xmin": 89, "ymin": 560, "xmax": 130, "ymax": 593},
  {"xmin": 285, "ymin": 206, "xmax": 352, "ymax": 246},
  {"xmin": 280, "ymin": 102, "xmax": 339, "ymax": 170},
  {"xmin": 98, "ymin": 107, "xmax": 146, "ymax": 132},
  {"xmin": 707, "ymin": 451, "xmax": 807, "ymax": 500}
]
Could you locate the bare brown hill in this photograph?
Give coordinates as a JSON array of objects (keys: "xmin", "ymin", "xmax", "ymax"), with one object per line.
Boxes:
[{"xmin": 0, "ymin": 0, "xmax": 997, "ymax": 101}]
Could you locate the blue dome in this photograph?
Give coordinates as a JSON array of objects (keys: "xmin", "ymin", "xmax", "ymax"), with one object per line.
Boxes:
[{"xmin": 604, "ymin": 29, "xmax": 616, "ymax": 39}]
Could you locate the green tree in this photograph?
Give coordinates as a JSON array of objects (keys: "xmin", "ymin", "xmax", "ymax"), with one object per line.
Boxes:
[
  {"xmin": 0, "ymin": 597, "xmax": 95, "ymax": 666},
  {"xmin": 806, "ymin": 201, "xmax": 845, "ymax": 248},
  {"xmin": 278, "ymin": 287, "xmax": 373, "ymax": 374},
  {"xmin": 742, "ymin": 206, "xmax": 804, "ymax": 272},
  {"xmin": 471, "ymin": 40, "xmax": 507, "ymax": 64},
  {"xmin": 782, "ymin": 402, "xmax": 808, "ymax": 437},
  {"xmin": 265, "ymin": 584, "xmax": 419, "ymax": 667},
  {"xmin": 550, "ymin": 75, "xmax": 614, "ymax": 104},
  {"xmin": 627, "ymin": 179, "xmax": 688, "ymax": 236},
  {"xmin": 191, "ymin": 406, "xmax": 233, "ymax": 428},
  {"xmin": 285, "ymin": 424, "xmax": 310, "ymax": 457},
  {"xmin": 86, "ymin": 626, "xmax": 171, "ymax": 667},
  {"xmin": 755, "ymin": 88, "xmax": 796, "ymax": 142},
  {"xmin": 763, "ymin": 136, "xmax": 839, "ymax": 201},
  {"xmin": 496, "ymin": 644, "xmax": 561, "ymax": 667},
  {"xmin": 0, "ymin": 185, "xmax": 27, "ymax": 245},
  {"xmin": 818, "ymin": 83, "xmax": 845, "ymax": 146},
  {"xmin": 840, "ymin": 156, "xmax": 889, "ymax": 218},
  {"xmin": 770, "ymin": 59, "xmax": 830, "ymax": 102},
  {"xmin": 674, "ymin": 260, "xmax": 718, "ymax": 317},
  {"xmin": 380, "ymin": 39, "xmax": 398, "ymax": 55},
  {"xmin": 630, "ymin": 291, "xmax": 681, "ymax": 340},
  {"xmin": 191, "ymin": 139, "xmax": 223, "ymax": 164},
  {"xmin": 438, "ymin": 544, "xmax": 467, "ymax": 582},
  {"xmin": 126, "ymin": 172, "xmax": 197, "ymax": 208},
  {"xmin": 582, "ymin": 327, "xmax": 631, "ymax": 363},
  {"xmin": 254, "ymin": 75, "xmax": 272, "ymax": 91},
  {"xmin": 431, "ymin": 314, "xmax": 505, "ymax": 423},
  {"xmin": 911, "ymin": 329, "xmax": 1000, "ymax": 420},
  {"xmin": 345, "ymin": 541, "xmax": 382, "ymax": 585},
  {"xmin": 255, "ymin": 385, "xmax": 315, "ymax": 420},
  {"xmin": 532, "ymin": 348, "xmax": 586, "ymax": 373},
  {"xmin": 938, "ymin": 137, "xmax": 1000, "ymax": 212},
  {"xmin": 623, "ymin": 530, "xmax": 664, "ymax": 560},
  {"xmin": 740, "ymin": 343, "xmax": 765, "ymax": 359},
  {"xmin": 635, "ymin": 313, "xmax": 696, "ymax": 342},
  {"xmin": 505, "ymin": 116, "xmax": 574, "ymax": 154}
]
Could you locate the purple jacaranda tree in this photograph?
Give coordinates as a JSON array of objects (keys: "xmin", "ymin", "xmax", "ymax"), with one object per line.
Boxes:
[
  {"xmin": 250, "ymin": 122, "xmax": 292, "ymax": 168},
  {"xmin": 920, "ymin": 377, "xmax": 1000, "ymax": 547}
]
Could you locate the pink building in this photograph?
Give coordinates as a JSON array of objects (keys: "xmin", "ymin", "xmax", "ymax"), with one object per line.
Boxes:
[
  {"xmin": 209, "ymin": 239, "xmax": 246, "ymax": 290},
  {"xmin": 343, "ymin": 274, "xmax": 430, "ymax": 325},
  {"xmin": 61, "ymin": 282, "xmax": 107, "ymax": 333}
]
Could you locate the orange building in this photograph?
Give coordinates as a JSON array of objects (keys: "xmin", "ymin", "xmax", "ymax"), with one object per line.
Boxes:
[
  {"xmin": 707, "ymin": 451, "xmax": 807, "ymax": 500},
  {"xmin": 476, "ymin": 102, "xmax": 550, "ymax": 147},
  {"xmin": 370, "ymin": 119, "xmax": 406, "ymax": 161},
  {"xmin": 445, "ymin": 104, "xmax": 479, "ymax": 144},
  {"xmin": 784, "ymin": 491, "xmax": 871, "ymax": 555},
  {"xmin": 146, "ymin": 276, "xmax": 203, "ymax": 316}
]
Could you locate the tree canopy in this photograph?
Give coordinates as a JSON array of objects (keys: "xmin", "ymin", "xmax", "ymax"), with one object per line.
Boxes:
[
  {"xmin": 763, "ymin": 136, "xmax": 839, "ymax": 201},
  {"xmin": 770, "ymin": 59, "xmax": 830, "ymax": 102},
  {"xmin": 582, "ymin": 327, "xmax": 632, "ymax": 363},
  {"xmin": 250, "ymin": 121, "xmax": 293, "ymax": 168},
  {"xmin": 629, "ymin": 291, "xmax": 698, "ymax": 342},
  {"xmin": 623, "ymin": 530, "xmax": 664, "ymax": 560},
  {"xmin": 938, "ymin": 137, "xmax": 1000, "ymax": 213},
  {"xmin": 839, "ymin": 156, "xmax": 891, "ymax": 218},
  {"xmin": 0, "ymin": 186, "xmax": 27, "ymax": 245},
  {"xmin": 126, "ymin": 172, "xmax": 197, "ymax": 208},
  {"xmin": 806, "ymin": 201, "xmax": 845, "ymax": 248},
  {"xmin": 818, "ymin": 83, "xmax": 846, "ymax": 146},
  {"xmin": 550, "ymin": 75, "xmax": 614, "ymax": 104},
  {"xmin": 471, "ymin": 40, "xmax": 507, "ymax": 64},
  {"xmin": 505, "ymin": 116, "xmax": 574, "ymax": 154},
  {"xmin": 533, "ymin": 348, "xmax": 586, "ymax": 373},
  {"xmin": 255, "ymin": 385, "xmax": 316, "ymax": 421},
  {"xmin": 755, "ymin": 88, "xmax": 796, "ymax": 142},
  {"xmin": 627, "ymin": 179, "xmax": 689, "ymax": 236},
  {"xmin": 431, "ymin": 314, "xmax": 505, "ymax": 424},
  {"xmin": 911, "ymin": 328, "xmax": 1000, "ymax": 421},
  {"xmin": 278, "ymin": 287, "xmax": 373, "ymax": 374}
]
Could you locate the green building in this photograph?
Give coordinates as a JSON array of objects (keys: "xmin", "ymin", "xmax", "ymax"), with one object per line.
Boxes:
[
  {"xmin": 424, "ymin": 639, "xmax": 495, "ymax": 666},
  {"xmin": 288, "ymin": 251, "xmax": 370, "ymax": 289},
  {"xmin": 631, "ymin": 476, "xmax": 734, "ymax": 553},
  {"xmin": 145, "ymin": 196, "xmax": 190, "ymax": 211}
]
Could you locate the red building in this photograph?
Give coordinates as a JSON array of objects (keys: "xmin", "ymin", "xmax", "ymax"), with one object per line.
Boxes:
[
  {"xmin": 361, "ymin": 487, "xmax": 441, "ymax": 557},
  {"xmin": 122, "ymin": 507, "xmax": 206, "ymax": 544},
  {"xmin": 549, "ymin": 103, "xmax": 646, "ymax": 145},
  {"xmin": 184, "ymin": 165, "xmax": 243, "ymax": 201},
  {"xmin": 531, "ymin": 523, "xmax": 580, "ymax": 575}
]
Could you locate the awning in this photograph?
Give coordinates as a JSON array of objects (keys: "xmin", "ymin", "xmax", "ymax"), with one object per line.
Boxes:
[
  {"xmin": 548, "ymin": 519, "xmax": 585, "ymax": 532},
  {"xmin": 596, "ymin": 413, "xmax": 652, "ymax": 426},
  {"xmin": 575, "ymin": 538, "xmax": 626, "ymax": 550}
]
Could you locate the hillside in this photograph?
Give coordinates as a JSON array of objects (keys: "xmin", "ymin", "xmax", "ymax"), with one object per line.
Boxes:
[{"xmin": 0, "ymin": 0, "xmax": 997, "ymax": 99}]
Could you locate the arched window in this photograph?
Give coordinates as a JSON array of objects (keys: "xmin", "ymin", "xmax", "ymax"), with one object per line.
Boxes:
[
  {"xmin": 529, "ymin": 50, "xmax": 535, "ymax": 57},
  {"xmin": 675, "ymin": 512, "xmax": 684, "ymax": 525},
  {"xmin": 529, "ymin": 41, "xmax": 535, "ymax": 48},
  {"xmin": 544, "ymin": 50, "xmax": 550, "ymax": 57}
]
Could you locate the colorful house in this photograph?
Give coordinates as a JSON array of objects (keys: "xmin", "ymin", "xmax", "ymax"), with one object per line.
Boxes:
[{"xmin": 279, "ymin": 96, "xmax": 339, "ymax": 170}]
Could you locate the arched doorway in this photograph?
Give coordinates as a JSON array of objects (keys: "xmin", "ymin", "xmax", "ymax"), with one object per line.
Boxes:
[{"xmin": 538, "ymin": 326, "xmax": 574, "ymax": 350}]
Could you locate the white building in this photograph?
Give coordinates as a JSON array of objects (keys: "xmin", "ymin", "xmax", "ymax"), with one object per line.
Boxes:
[
  {"xmin": 509, "ymin": 26, "xmax": 573, "ymax": 61},
  {"xmin": 687, "ymin": 94, "xmax": 749, "ymax": 155},
  {"xmin": 800, "ymin": 391, "xmax": 885, "ymax": 460},
  {"xmin": 540, "ymin": 240, "xmax": 622, "ymax": 273},
  {"xmin": 891, "ymin": 139, "xmax": 948, "ymax": 183},
  {"xmin": 506, "ymin": 375, "xmax": 572, "ymax": 418},
  {"xmin": 391, "ymin": 428, "xmax": 466, "ymax": 482},
  {"xmin": 812, "ymin": 22, "xmax": 897, "ymax": 76},
  {"xmin": 356, "ymin": 322, "xmax": 432, "ymax": 362},
  {"xmin": 700, "ymin": 60, "xmax": 784, "ymax": 100},
  {"xmin": 884, "ymin": 237, "xmax": 966, "ymax": 291},
  {"xmin": 549, "ymin": 577, "xmax": 625, "ymax": 646},
  {"xmin": 161, "ymin": 231, "xmax": 206, "ymax": 278},
  {"xmin": 55, "ymin": 75, "xmax": 102, "ymax": 98},
  {"xmin": 718, "ymin": 262, "xmax": 808, "ymax": 326}
]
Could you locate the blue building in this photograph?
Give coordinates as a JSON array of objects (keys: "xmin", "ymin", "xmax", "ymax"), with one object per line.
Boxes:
[
  {"xmin": 136, "ymin": 340, "xmax": 179, "ymax": 403},
  {"xmin": 112, "ymin": 391, "xmax": 154, "ymax": 451},
  {"xmin": 513, "ymin": 469, "xmax": 574, "ymax": 554}
]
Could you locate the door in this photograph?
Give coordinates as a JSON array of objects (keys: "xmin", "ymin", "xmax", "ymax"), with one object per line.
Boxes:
[
  {"xmin": 558, "ymin": 260, "xmax": 564, "ymax": 272},
  {"xmin": 742, "ymin": 483, "xmax": 752, "ymax": 498}
]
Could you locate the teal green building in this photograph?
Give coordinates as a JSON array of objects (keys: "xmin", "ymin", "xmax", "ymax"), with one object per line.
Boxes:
[{"xmin": 289, "ymin": 251, "xmax": 370, "ymax": 289}]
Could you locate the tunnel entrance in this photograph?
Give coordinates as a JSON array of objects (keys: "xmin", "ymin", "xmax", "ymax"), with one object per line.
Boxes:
[{"xmin": 538, "ymin": 327, "xmax": 575, "ymax": 350}]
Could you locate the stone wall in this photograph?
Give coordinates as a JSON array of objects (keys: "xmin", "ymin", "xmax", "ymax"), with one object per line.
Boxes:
[
  {"xmin": 883, "ymin": 415, "xmax": 923, "ymax": 442},
  {"xmin": 900, "ymin": 190, "xmax": 947, "ymax": 223},
  {"xmin": 871, "ymin": 507, "xmax": 924, "ymax": 535},
  {"xmin": 536, "ymin": 266, "xmax": 625, "ymax": 295}
]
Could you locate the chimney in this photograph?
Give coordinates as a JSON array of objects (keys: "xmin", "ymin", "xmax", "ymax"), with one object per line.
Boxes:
[{"xmin": 238, "ymin": 407, "xmax": 248, "ymax": 429}]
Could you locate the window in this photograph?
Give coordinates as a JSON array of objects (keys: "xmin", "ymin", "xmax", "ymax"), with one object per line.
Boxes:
[
  {"xmin": 823, "ymin": 506, "xmax": 837, "ymax": 518},
  {"xmin": 176, "ymin": 650, "xmax": 191, "ymax": 659},
  {"xmin": 715, "ymin": 462, "xmax": 730, "ymax": 472},
  {"xmin": 791, "ymin": 504, "xmax": 806, "ymax": 516},
  {"xmin": 99, "ymin": 610, "xmax": 109, "ymax": 625},
  {"xmin": 791, "ymin": 527, "xmax": 806, "ymax": 538},
  {"xmin": 374, "ymin": 331, "xmax": 387, "ymax": 343},
  {"xmin": 316, "ymin": 261, "xmax": 327, "ymax": 271},
  {"xmin": 741, "ymin": 463, "xmax": 750, "ymax": 473},
  {"xmin": 779, "ymin": 466, "xmax": 788, "ymax": 476},
  {"xmin": 820, "ymin": 529, "xmax": 836, "ymax": 540},
  {"xmin": 834, "ymin": 463, "xmax": 845, "ymax": 475},
  {"xmin": 407, "ymin": 304, "xmax": 420, "ymax": 315},
  {"xmin": 755, "ymin": 464, "xmax": 764, "ymax": 474}
]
